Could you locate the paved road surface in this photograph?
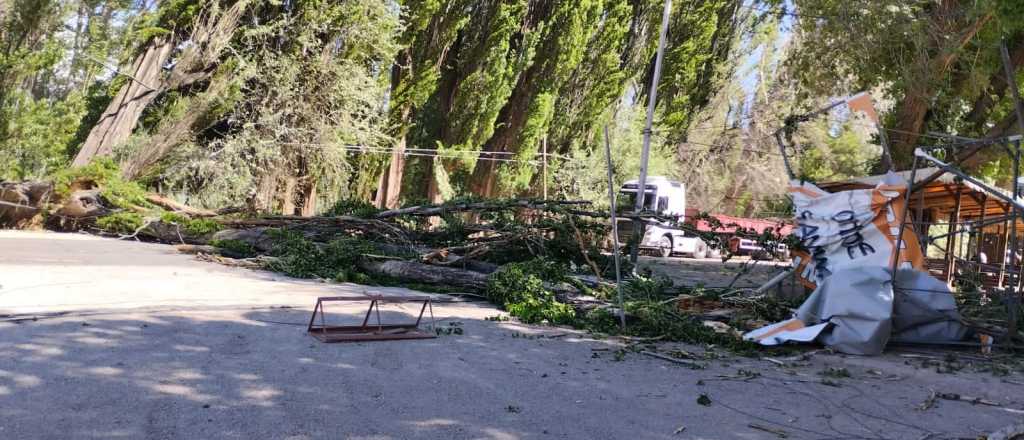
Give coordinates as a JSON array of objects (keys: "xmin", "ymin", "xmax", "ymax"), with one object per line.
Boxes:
[{"xmin": 1, "ymin": 231, "xmax": 1022, "ymax": 439}]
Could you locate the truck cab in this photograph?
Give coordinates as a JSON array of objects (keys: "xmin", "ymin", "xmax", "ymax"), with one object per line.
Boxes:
[{"xmin": 619, "ymin": 176, "xmax": 711, "ymax": 258}]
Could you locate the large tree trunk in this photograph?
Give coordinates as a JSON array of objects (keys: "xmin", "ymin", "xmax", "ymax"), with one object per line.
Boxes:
[
  {"xmin": 281, "ymin": 177, "xmax": 298, "ymax": 215},
  {"xmin": 74, "ymin": 2, "xmax": 246, "ymax": 170},
  {"xmin": 72, "ymin": 37, "xmax": 173, "ymax": 166},
  {"xmin": 468, "ymin": 74, "xmax": 537, "ymax": 198},
  {"xmin": 888, "ymin": 10, "xmax": 992, "ymax": 163},
  {"xmin": 375, "ymin": 107, "xmax": 410, "ymax": 209},
  {"xmin": 300, "ymin": 181, "xmax": 317, "ymax": 217},
  {"xmin": 121, "ymin": 76, "xmax": 229, "ymax": 179},
  {"xmin": 359, "ymin": 260, "xmax": 489, "ymax": 291}
]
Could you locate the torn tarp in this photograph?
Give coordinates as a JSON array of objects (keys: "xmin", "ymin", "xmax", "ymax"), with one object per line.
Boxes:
[
  {"xmin": 744, "ymin": 173, "xmax": 966, "ymax": 354},
  {"xmin": 745, "ymin": 268, "xmax": 968, "ymax": 355},
  {"xmin": 788, "ymin": 172, "xmax": 924, "ymax": 289}
]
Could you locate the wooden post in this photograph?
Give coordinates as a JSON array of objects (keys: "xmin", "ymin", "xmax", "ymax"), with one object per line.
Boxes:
[
  {"xmin": 915, "ymin": 183, "xmax": 927, "ymax": 252},
  {"xmin": 977, "ymin": 194, "xmax": 988, "ymax": 260},
  {"xmin": 1000, "ymin": 216, "xmax": 1011, "ymax": 288},
  {"xmin": 945, "ymin": 184, "xmax": 963, "ymax": 284}
]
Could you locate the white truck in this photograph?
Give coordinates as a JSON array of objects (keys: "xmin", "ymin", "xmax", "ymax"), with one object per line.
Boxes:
[{"xmin": 619, "ymin": 176, "xmax": 714, "ymax": 259}]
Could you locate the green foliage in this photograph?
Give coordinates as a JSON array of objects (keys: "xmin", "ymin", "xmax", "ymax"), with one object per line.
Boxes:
[
  {"xmin": 506, "ymin": 295, "xmax": 576, "ymax": 325},
  {"xmin": 210, "ymin": 239, "xmax": 257, "ymax": 258},
  {"xmin": 155, "ymin": 0, "xmax": 400, "ymax": 210},
  {"xmin": 267, "ymin": 230, "xmax": 376, "ymax": 280},
  {"xmin": 485, "ymin": 258, "xmax": 575, "ymax": 325},
  {"xmin": 160, "ymin": 212, "xmax": 222, "ymax": 235},
  {"xmin": 554, "ymin": 103, "xmax": 676, "ymax": 211},
  {"xmin": 795, "ymin": 122, "xmax": 874, "ymax": 182},
  {"xmin": 0, "ymin": 92, "xmax": 86, "ymax": 179},
  {"xmin": 580, "ymin": 300, "xmax": 755, "ymax": 349},
  {"xmin": 50, "ymin": 158, "xmax": 152, "ymax": 209},
  {"xmin": 326, "ymin": 199, "xmax": 381, "ymax": 218},
  {"xmin": 788, "ymin": 0, "xmax": 1024, "ymax": 168},
  {"xmin": 95, "ymin": 212, "xmax": 144, "ymax": 234},
  {"xmin": 657, "ymin": 0, "xmax": 741, "ymax": 141},
  {"xmin": 622, "ymin": 274, "xmax": 675, "ymax": 301}
]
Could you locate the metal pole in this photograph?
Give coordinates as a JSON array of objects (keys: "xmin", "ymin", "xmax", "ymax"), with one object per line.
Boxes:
[
  {"xmin": 630, "ymin": 0, "xmax": 672, "ymax": 264},
  {"xmin": 1002, "ymin": 39, "xmax": 1024, "ymax": 341},
  {"xmin": 915, "ymin": 180, "xmax": 927, "ymax": 251},
  {"xmin": 914, "ymin": 148, "xmax": 1024, "ymax": 212},
  {"xmin": 891, "ymin": 154, "xmax": 919, "ymax": 286},
  {"xmin": 945, "ymin": 183, "xmax": 963, "ymax": 285},
  {"xmin": 605, "ymin": 126, "xmax": 627, "ymax": 329},
  {"xmin": 1009, "ymin": 141, "xmax": 1021, "ymax": 340},
  {"xmin": 876, "ymin": 122, "xmax": 895, "ymax": 172},
  {"xmin": 977, "ymin": 194, "xmax": 988, "ymax": 262},
  {"xmin": 541, "ymin": 135, "xmax": 548, "ymax": 200}
]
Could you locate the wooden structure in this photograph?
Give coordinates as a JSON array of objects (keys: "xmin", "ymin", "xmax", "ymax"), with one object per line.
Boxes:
[{"xmin": 820, "ymin": 167, "xmax": 1024, "ymax": 291}]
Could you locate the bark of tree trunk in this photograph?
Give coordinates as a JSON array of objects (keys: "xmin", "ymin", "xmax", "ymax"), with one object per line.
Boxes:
[
  {"xmin": 468, "ymin": 81, "xmax": 535, "ymax": 198},
  {"xmin": 300, "ymin": 181, "xmax": 317, "ymax": 217},
  {"xmin": 281, "ymin": 177, "xmax": 297, "ymax": 215},
  {"xmin": 72, "ymin": 37, "xmax": 173, "ymax": 167},
  {"xmin": 888, "ymin": 11, "xmax": 992, "ymax": 163},
  {"xmin": 376, "ymin": 114, "xmax": 408, "ymax": 209},
  {"xmin": 359, "ymin": 260, "xmax": 489, "ymax": 291}
]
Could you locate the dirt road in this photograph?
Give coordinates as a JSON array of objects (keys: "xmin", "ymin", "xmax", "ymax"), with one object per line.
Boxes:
[{"xmin": 1, "ymin": 230, "xmax": 1022, "ymax": 439}]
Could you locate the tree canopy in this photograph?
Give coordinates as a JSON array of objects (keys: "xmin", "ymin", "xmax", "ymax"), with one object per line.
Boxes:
[{"xmin": 3, "ymin": 0, "xmax": 1024, "ymax": 216}]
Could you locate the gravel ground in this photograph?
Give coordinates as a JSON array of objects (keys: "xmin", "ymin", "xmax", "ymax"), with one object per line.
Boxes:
[{"xmin": 2, "ymin": 230, "xmax": 1023, "ymax": 440}]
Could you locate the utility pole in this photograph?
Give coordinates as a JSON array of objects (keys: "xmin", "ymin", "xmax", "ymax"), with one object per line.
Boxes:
[{"xmin": 630, "ymin": 0, "xmax": 672, "ymax": 264}]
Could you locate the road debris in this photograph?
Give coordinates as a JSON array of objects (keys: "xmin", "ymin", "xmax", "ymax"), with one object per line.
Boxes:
[
  {"xmin": 936, "ymin": 392, "xmax": 1001, "ymax": 407},
  {"xmin": 748, "ymin": 423, "xmax": 788, "ymax": 438},
  {"xmin": 306, "ymin": 295, "xmax": 436, "ymax": 342},
  {"xmin": 988, "ymin": 423, "xmax": 1024, "ymax": 440},
  {"xmin": 918, "ymin": 390, "xmax": 938, "ymax": 411},
  {"xmin": 744, "ymin": 174, "xmax": 972, "ymax": 355},
  {"xmin": 696, "ymin": 393, "xmax": 712, "ymax": 406},
  {"xmin": 641, "ymin": 350, "xmax": 704, "ymax": 369}
]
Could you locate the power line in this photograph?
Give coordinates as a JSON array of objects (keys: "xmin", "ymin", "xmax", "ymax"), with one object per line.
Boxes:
[
  {"xmin": 274, "ymin": 141, "xmax": 576, "ymax": 161},
  {"xmin": 270, "ymin": 142, "xmax": 563, "ymax": 165}
]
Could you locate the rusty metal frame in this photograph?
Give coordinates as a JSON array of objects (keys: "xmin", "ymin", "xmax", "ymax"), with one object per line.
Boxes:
[{"xmin": 307, "ymin": 294, "xmax": 436, "ymax": 343}]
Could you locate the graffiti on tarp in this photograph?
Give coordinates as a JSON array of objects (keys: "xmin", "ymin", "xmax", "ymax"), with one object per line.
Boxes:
[
  {"xmin": 832, "ymin": 210, "xmax": 875, "ymax": 259},
  {"xmin": 797, "ymin": 210, "xmax": 830, "ymax": 280},
  {"xmin": 788, "ymin": 172, "xmax": 925, "ymax": 290},
  {"xmin": 795, "ymin": 209, "xmax": 879, "ymax": 283}
]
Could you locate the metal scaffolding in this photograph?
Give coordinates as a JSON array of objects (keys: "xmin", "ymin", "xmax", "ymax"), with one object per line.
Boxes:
[{"xmin": 893, "ymin": 136, "xmax": 1024, "ymax": 341}]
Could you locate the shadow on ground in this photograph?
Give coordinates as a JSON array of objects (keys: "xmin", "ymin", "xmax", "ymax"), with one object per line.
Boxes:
[{"xmin": 2, "ymin": 306, "xmax": 1022, "ymax": 440}]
